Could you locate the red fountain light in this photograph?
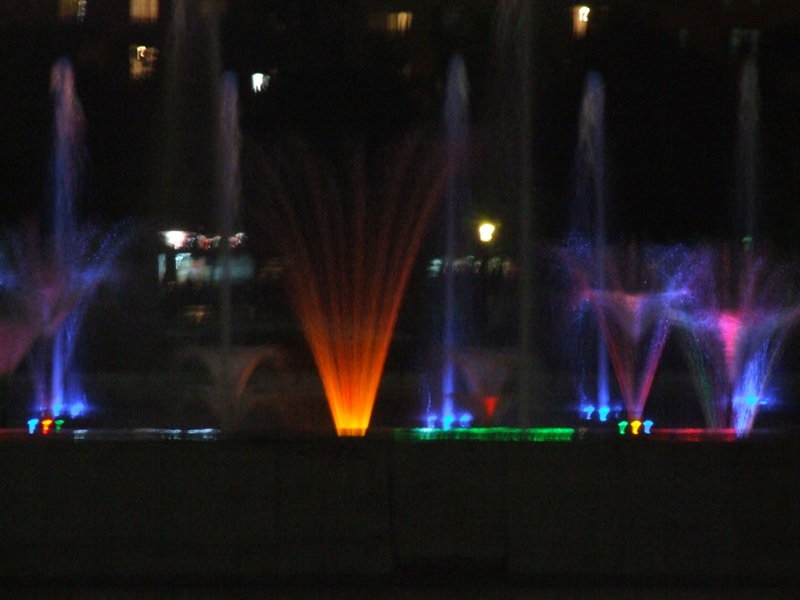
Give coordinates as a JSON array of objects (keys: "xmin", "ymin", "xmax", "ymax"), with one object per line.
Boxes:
[
  {"xmin": 259, "ymin": 137, "xmax": 447, "ymax": 436},
  {"xmin": 482, "ymin": 396, "xmax": 499, "ymax": 424}
]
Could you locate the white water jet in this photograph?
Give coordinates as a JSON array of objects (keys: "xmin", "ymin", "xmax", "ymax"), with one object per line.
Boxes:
[
  {"xmin": 492, "ymin": 0, "xmax": 536, "ymax": 426},
  {"xmin": 572, "ymin": 71, "xmax": 610, "ymax": 416},
  {"xmin": 736, "ymin": 57, "xmax": 760, "ymax": 247}
]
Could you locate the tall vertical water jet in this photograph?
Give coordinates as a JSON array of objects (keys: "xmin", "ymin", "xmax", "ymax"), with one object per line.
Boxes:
[
  {"xmin": 440, "ymin": 54, "xmax": 470, "ymax": 429},
  {"xmin": 674, "ymin": 57, "xmax": 782, "ymax": 437},
  {"xmin": 161, "ymin": 1, "xmax": 253, "ymax": 429},
  {"xmin": 572, "ymin": 71, "xmax": 610, "ymax": 418},
  {"xmin": 161, "ymin": 0, "xmax": 223, "ymax": 230},
  {"xmin": 28, "ymin": 58, "xmax": 127, "ymax": 420},
  {"xmin": 736, "ymin": 57, "xmax": 760, "ymax": 248},
  {"xmin": 217, "ymin": 72, "xmax": 241, "ymax": 427},
  {"xmin": 39, "ymin": 59, "xmax": 91, "ymax": 417},
  {"xmin": 492, "ymin": 0, "xmax": 536, "ymax": 426}
]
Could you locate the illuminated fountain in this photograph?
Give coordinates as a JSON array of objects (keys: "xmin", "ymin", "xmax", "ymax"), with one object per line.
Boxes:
[
  {"xmin": 260, "ymin": 137, "xmax": 447, "ymax": 436},
  {"xmin": 560, "ymin": 242, "xmax": 691, "ymax": 423},
  {"xmin": 440, "ymin": 53, "xmax": 471, "ymax": 431},
  {"xmin": 23, "ymin": 59, "xmax": 128, "ymax": 426},
  {"xmin": 493, "ymin": 0, "xmax": 536, "ymax": 424},
  {"xmin": 179, "ymin": 345, "xmax": 287, "ymax": 429},
  {"xmin": 0, "ymin": 320, "xmax": 38, "ymax": 378},
  {"xmin": 675, "ymin": 248, "xmax": 800, "ymax": 436},
  {"xmin": 158, "ymin": 1, "xmax": 267, "ymax": 432},
  {"xmin": 0, "ymin": 254, "xmax": 49, "ymax": 378},
  {"xmin": 569, "ymin": 71, "xmax": 611, "ymax": 419},
  {"xmin": 452, "ymin": 347, "xmax": 520, "ymax": 426},
  {"xmin": 560, "ymin": 72, "xmax": 690, "ymax": 425},
  {"xmin": 735, "ymin": 57, "xmax": 760, "ymax": 249},
  {"xmin": 669, "ymin": 58, "xmax": 800, "ymax": 437}
]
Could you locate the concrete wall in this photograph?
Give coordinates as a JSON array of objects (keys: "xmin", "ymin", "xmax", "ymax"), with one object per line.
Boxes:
[{"xmin": 1, "ymin": 436, "xmax": 799, "ymax": 583}]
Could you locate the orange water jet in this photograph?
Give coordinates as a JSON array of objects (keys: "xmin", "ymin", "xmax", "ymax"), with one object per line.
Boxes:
[{"xmin": 260, "ymin": 136, "xmax": 447, "ymax": 435}]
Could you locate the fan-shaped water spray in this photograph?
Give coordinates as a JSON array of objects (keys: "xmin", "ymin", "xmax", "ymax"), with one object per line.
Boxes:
[
  {"xmin": 675, "ymin": 247, "xmax": 800, "ymax": 435},
  {"xmin": 259, "ymin": 137, "xmax": 447, "ymax": 436},
  {"xmin": 560, "ymin": 242, "xmax": 691, "ymax": 422}
]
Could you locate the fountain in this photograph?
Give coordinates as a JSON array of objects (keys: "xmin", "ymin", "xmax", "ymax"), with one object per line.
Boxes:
[
  {"xmin": 493, "ymin": 0, "xmax": 537, "ymax": 426},
  {"xmin": 15, "ymin": 59, "xmax": 129, "ymax": 426},
  {"xmin": 0, "ymin": 321, "xmax": 38, "ymax": 378},
  {"xmin": 452, "ymin": 347, "xmax": 520, "ymax": 426},
  {"xmin": 570, "ymin": 71, "xmax": 611, "ymax": 418},
  {"xmin": 161, "ymin": 0, "xmax": 223, "ymax": 231},
  {"xmin": 560, "ymin": 241, "xmax": 691, "ymax": 423},
  {"xmin": 2, "ymin": 6, "xmax": 791, "ymax": 443},
  {"xmin": 668, "ymin": 57, "xmax": 800, "ymax": 437},
  {"xmin": 440, "ymin": 53, "xmax": 471, "ymax": 431},
  {"xmin": 0, "ymin": 251, "xmax": 50, "ymax": 378},
  {"xmin": 258, "ymin": 136, "xmax": 448, "ymax": 436},
  {"xmin": 179, "ymin": 345, "xmax": 288, "ymax": 429},
  {"xmin": 674, "ymin": 247, "xmax": 800, "ymax": 436},
  {"xmin": 156, "ymin": 1, "xmax": 275, "ymax": 432},
  {"xmin": 736, "ymin": 57, "xmax": 760, "ymax": 248},
  {"xmin": 558, "ymin": 71, "xmax": 689, "ymax": 425}
]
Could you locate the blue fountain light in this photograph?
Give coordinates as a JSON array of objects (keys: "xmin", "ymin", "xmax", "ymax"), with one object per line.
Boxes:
[
  {"xmin": 579, "ymin": 403, "xmax": 615, "ymax": 422},
  {"xmin": 423, "ymin": 410, "xmax": 475, "ymax": 431}
]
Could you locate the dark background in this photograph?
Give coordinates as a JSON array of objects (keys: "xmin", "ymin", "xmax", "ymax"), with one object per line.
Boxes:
[{"xmin": 1, "ymin": 1, "xmax": 799, "ymax": 248}]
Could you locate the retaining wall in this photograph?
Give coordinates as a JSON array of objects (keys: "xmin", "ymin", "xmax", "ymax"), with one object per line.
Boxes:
[{"xmin": 1, "ymin": 435, "xmax": 798, "ymax": 583}]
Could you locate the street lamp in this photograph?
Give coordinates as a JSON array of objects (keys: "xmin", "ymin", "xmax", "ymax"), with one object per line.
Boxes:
[
  {"xmin": 476, "ymin": 221, "xmax": 497, "ymax": 345},
  {"xmin": 478, "ymin": 222, "xmax": 496, "ymax": 244}
]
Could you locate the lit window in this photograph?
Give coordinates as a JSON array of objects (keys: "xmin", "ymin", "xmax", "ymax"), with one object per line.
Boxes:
[
  {"xmin": 251, "ymin": 72, "xmax": 270, "ymax": 93},
  {"xmin": 368, "ymin": 11, "xmax": 413, "ymax": 37},
  {"xmin": 387, "ymin": 11, "xmax": 413, "ymax": 36},
  {"xmin": 572, "ymin": 6, "xmax": 590, "ymax": 39},
  {"xmin": 130, "ymin": 0, "xmax": 159, "ymax": 23},
  {"xmin": 58, "ymin": 0, "xmax": 76, "ymax": 19},
  {"xmin": 129, "ymin": 45, "xmax": 158, "ymax": 80},
  {"xmin": 59, "ymin": 0, "xmax": 87, "ymax": 22}
]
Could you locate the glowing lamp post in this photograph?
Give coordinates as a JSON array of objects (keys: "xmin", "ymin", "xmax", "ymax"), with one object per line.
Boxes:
[
  {"xmin": 478, "ymin": 222, "xmax": 496, "ymax": 243},
  {"xmin": 476, "ymin": 221, "xmax": 497, "ymax": 345}
]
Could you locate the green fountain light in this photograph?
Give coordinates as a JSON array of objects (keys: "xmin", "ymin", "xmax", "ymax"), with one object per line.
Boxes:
[{"xmin": 393, "ymin": 427, "xmax": 575, "ymax": 442}]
